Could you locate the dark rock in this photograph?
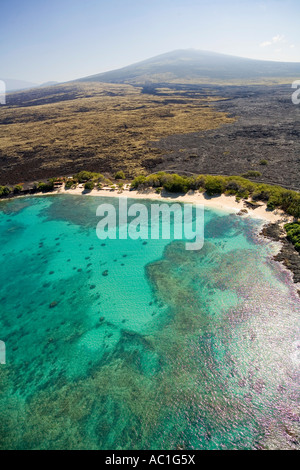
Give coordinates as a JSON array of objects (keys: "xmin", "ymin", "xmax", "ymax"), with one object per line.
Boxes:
[{"xmin": 260, "ymin": 223, "xmax": 300, "ymax": 287}]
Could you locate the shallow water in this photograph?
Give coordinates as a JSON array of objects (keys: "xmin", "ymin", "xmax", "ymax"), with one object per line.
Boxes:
[{"xmin": 0, "ymin": 195, "xmax": 299, "ymax": 450}]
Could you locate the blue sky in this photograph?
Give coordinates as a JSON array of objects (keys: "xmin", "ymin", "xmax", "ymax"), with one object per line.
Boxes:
[{"xmin": 0, "ymin": 0, "xmax": 299, "ymax": 83}]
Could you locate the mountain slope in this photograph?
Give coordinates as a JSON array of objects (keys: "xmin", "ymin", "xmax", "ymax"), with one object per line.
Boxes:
[{"xmin": 77, "ymin": 49, "xmax": 300, "ymax": 85}]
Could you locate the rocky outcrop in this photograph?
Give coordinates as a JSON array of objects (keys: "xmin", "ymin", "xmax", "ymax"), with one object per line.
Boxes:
[{"xmin": 261, "ymin": 223, "xmax": 300, "ymax": 287}]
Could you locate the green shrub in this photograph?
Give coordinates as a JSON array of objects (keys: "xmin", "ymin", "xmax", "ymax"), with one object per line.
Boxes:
[
  {"xmin": 38, "ymin": 181, "xmax": 54, "ymax": 192},
  {"xmin": 145, "ymin": 174, "xmax": 162, "ymax": 188},
  {"xmin": 252, "ymin": 191, "xmax": 269, "ymax": 202},
  {"xmin": 187, "ymin": 175, "xmax": 206, "ymax": 190},
  {"xmin": 205, "ymin": 176, "xmax": 225, "ymax": 195},
  {"xmin": 84, "ymin": 181, "xmax": 95, "ymax": 191},
  {"xmin": 260, "ymin": 160, "xmax": 268, "ymax": 166},
  {"xmin": 75, "ymin": 171, "xmax": 102, "ymax": 183},
  {"xmin": 241, "ymin": 171, "xmax": 262, "ymax": 178},
  {"xmin": 131, "ymin": 175, "xmax": 146, "ymax": 189},
  {"xmin": 162, "ymin": 174, "xmax": 189, "ymax": 193},
  {"xmin": 115, "ymin": 171, "xmax": 126, "ymax": 180},
  {"xmin": 285, "ymin": 223, "xmax": 300, "ymax": 252},
  {"xmin": 13, "ymin": 185, "xmax": 23, "ymax": 194},
  {"xmin": 0, "ymin": 186, "xmax": 11, "ymax": 197},
  {"xmin": 71, "ymin": 167, "xmax": 300, "ymax": 218},
  {"xmin": 65, "ymin": 179, "xmax": 77, "ymax": 189},
  {"xmin": 267, "ymin": 199, "xmax": 277, "ymax": 211},
  {"xmin": 225, "ymin": 179, "xmax": 241, "ymax": 195},
  {"xmin": 226, "ymin": 179, "xmax": 240, "ymax": 191}
]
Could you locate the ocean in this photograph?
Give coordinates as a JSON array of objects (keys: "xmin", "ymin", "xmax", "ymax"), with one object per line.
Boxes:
[{"xmin": 0, "ymin": 194, "xmax": 299, "ymax": 450}]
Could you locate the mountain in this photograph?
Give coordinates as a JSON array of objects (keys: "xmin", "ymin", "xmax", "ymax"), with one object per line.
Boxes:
[{"xmin": 77, "ymin": 49, "xmax": 300, "ymax": 85}]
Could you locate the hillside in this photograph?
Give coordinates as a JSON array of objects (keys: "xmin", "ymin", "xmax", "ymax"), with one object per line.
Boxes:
[
  {"xmin": 0, "ymin": 82, "xmax": 234, "ymax": 184},
  {"xmin": 0, "ymin": 80, "xmax": 299, "ymax": 190},
  {"xmin": 77, "ymin": 49, "xmax": 300, "ymax": 85},
  {"xmin": 1, "ymin": 50, "xmax": 300, "ymax": 188}
]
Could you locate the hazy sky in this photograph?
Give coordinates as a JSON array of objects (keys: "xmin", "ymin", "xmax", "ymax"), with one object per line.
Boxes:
[{"xmin": 0, "ymin": 0, "xmax": 299, "ymax": 83}]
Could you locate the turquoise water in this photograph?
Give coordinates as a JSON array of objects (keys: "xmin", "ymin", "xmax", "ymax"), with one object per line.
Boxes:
[{"xmin": 0, "ymin": 195, "xmax": 299, "ymax": 450}]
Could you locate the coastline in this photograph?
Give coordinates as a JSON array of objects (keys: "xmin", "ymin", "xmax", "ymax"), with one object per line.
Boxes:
[
  {"xmin": 5, "ymin": 183, "xmax": 299, "ymax": 292},
  {"xmin": 51, "ymin": 184, "xmax": 291, "ymax": 225},
  {"xmin": 50, "ymin": 185, "xmax": 300, "ymax": 292}
]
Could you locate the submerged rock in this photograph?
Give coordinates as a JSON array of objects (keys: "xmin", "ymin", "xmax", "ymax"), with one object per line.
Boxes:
[{"xmin": 237, "ymin": 209, "xmax": 248, "ymax": 216}]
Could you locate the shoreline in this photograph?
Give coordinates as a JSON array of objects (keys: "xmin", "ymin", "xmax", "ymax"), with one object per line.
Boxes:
[
  {"xmin": 58, "ymin": 185, "xmax": 300, "ymax": 293},
  {"xmin": 52, "ymin": 185, "xmax": 291, "ymax": 225},
  {"xmin": 50, "ymin": 185, "xmax": 300, "ymax": 292},
  {"xmin": 5, "ymin": 183, "xmax": 300, "ymax": 292}
]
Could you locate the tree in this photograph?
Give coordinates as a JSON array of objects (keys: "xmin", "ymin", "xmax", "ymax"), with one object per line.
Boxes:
[{"xmin": 84, "ymin": 181, "xmax": 95, "ymax": 191}]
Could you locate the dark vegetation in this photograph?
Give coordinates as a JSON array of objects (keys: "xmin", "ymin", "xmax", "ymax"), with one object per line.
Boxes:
[
  {"xmin": 285, "ymin": 223, "xmax": 300, "ymax": 252},
  {"xmin": 0, "ymin": 169, "xmax": 299, "ymax": 259},
  {"xmin": 1, "ymin": 171, "xmax": 299, "ymax": 220},
  {"xmin": 84, "ymin": 181, "xmax": 95, "ymax": 191},
  {"xmin": 131, "ymin": 172, "xmax": 300, "ymax": 219},
  {"xmin": 115, "ymin": 170, "xmax": 126, "ymax": 180},
  {"xmin": 261, "ymin": 223, "xmax": 300, "ymax": 285}
]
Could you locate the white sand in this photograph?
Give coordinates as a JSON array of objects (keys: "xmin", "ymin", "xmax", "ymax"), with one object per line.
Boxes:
[{"xmin": 51, "ymin": 184, "xmax": 291, "ymax": 225}]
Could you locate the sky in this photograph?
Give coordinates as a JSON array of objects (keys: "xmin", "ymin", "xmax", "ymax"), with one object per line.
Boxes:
[{"xmin": 0, "ymin": 0, "xmax": 299, "ymax": 83}]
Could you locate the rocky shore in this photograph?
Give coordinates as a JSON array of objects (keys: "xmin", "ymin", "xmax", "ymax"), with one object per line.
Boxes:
[{"xmin": 261, "ymin": 223, "xmax": 300, "ymax": 291}]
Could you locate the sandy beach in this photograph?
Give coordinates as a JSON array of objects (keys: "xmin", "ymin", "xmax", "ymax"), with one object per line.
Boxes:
[{"xmin": 49, "ymin": 184, "xmax": 291, "ymax": 226}]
